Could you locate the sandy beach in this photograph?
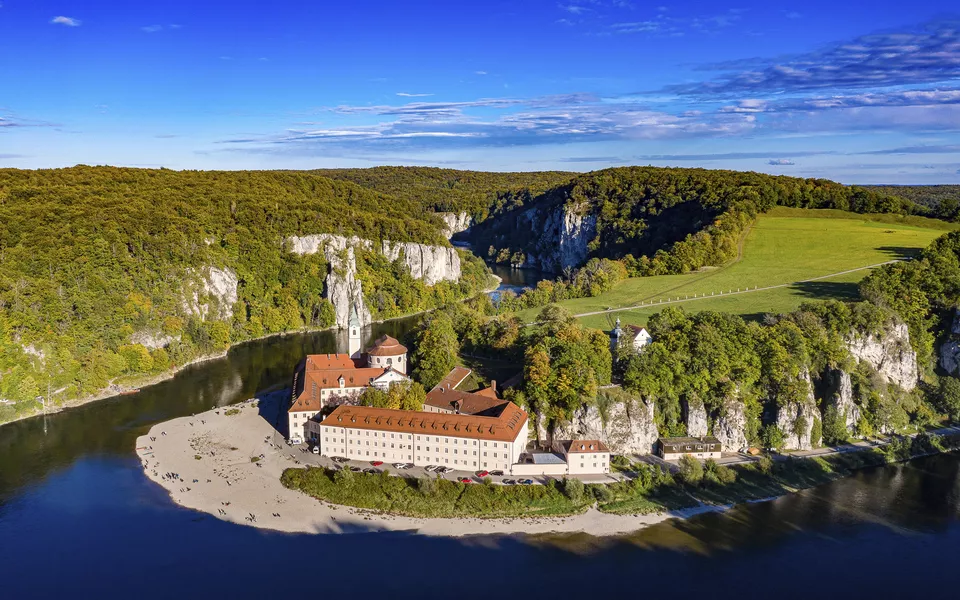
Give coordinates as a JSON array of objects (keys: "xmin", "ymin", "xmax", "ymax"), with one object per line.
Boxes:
[{"xmin": 135, "ymin": 392, "xmax": 727, "ymax": 538}]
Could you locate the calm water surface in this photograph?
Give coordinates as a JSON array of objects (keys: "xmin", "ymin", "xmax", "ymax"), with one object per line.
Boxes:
[{"xmin": 1, "ymin": 322, "xmax": 960, "ymax": 599}]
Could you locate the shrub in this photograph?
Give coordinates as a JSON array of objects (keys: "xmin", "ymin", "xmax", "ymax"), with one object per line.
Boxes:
[
  {"xmin": 678, "ymin": 455, "xmax": 703, "ymax": 485},
  {"xmin": 563, "ymin": 477, "xmax": 585, "ymax": 503}
]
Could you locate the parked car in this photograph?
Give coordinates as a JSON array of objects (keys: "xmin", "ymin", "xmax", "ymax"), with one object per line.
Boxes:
[
  {"xmin": 437, "ymin": 466, "xmax": 453, "ymax": 474},
  {"xmin": 364, "ymin": 468, "xmax": 381, "ymax": 474},
  {"xmin": 392, "ymin": 462, "xmax": 406, "ymax": 469},
  {"xmin": 311, "ymin": 447, "xmax": 319, "ymax": 455},
  {"xmin": 490, "ymin": 470, "xmax": 504, "ymax": 477},
  {"xmin": 371, "ymin": 460, "xmax": 384, "ymax": 467},
  {"xmin": 424, "ymin": 465, "xmax": 437, "ymax": 472},
  {"xmin": 502, "ymin": 479, "xmax": 516, "ymax": 485},
  {"xmin": 404, "ymin": 463, "xmax": 415, "ymax": 469},
  {"xmin": 518, "ymin": 479, "xmax": 534, "ymax": 485},
  {"xmin": 476, "ymin": 470, "xmax": 489, "ymax": 478},
  {"xmin": 332, "ymin": 456, "xmax": 349, "ymax": 463},
  {"xmin": 349, "ymin": 466, "xmax": 361, "ymax": 472},
  {"xmin": 458, "ymin": 477, "xmax": 473, "ymax": 484}
]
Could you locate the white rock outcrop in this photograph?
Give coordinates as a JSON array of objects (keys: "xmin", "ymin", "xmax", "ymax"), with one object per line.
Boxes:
[
  {"xmin": 287, "ymin": 234, "xmax": 461, "ymax": 328},
  {"xmin": 776, "ymin": 373, "xmax": 818, "ymax": 450},
  {"xmin": 825, "ymin": 369, "xmax": 860, "ymax": 433},
  {"xmin": 130, "ymin": 330, "xmax": 179, "ymax": 350},
  {"xmin": 685, "ymin": 398, "xmax": 709, "ymax": 438},
  {"xmin": 437, "ymin": 212, "xmax": 473, "ymax": 238},
  {"xmin": 551, "ymin": 397, "xmax": 659, "ymax": 455},
  {"xmin": 517, "ymin": 204, "xmax": 597, "ymax": 272},
  {"xmin": 846, "ymin": 322, "xmax": 918, "ymax": 391},
  {"xmin": 183, "ymin": 267, "xmax": 239, "ymax": 321},
  {"xmin": 714, "ymin": 399, "xmax": 748, "ymax": 451},
  {"xmin": 940, "ymin": 309, "xmax": 960, "ymax": 376}
]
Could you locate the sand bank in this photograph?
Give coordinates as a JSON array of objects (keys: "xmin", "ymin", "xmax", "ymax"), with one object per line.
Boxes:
[{"xmin": 136, "ymin": 392, "xmax": 728, "ymax": 538}]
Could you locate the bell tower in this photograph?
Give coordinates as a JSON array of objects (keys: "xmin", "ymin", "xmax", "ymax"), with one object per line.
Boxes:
[{"xmin": 348, "ymin": 304, "xmax": 362, "ymax": 359}]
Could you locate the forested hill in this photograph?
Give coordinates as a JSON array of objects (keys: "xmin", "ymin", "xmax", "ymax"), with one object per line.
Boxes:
[
  {"xmin": 866, "ymin": 185, "xmax": 960, "ymax": 221},
  {"xmin": 0, "ymin": 166, "xmax": 492, "ymax": 421},
  {"xmin": 464, "ymin": 166, "xmax": 925, "ymax": 274},
  {"xmin": 316, "ymin": 166, "xmax": 575, "ymax": 220}
]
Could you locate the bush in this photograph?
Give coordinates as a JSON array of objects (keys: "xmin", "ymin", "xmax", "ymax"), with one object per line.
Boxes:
[
  {"xmin": 563, "ymin": 477, "xmax": 585, "ymax": 503},
  {"xmin": 678, "ymin": 455, "xmax": 704, "ymax": 485}
]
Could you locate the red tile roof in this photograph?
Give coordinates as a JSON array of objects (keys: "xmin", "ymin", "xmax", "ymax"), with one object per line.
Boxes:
[
  {"xmin": 305, "ymin": 354, "xmax": 361, "ymax": 370},
  {"xmin": 367, "ymin": 335, "xmax": 407, "ymax": 357},
  {"xmin": 289, "ymin": 367, "xmax": 386, "ymax": 413},
  {"xmin": 424, "ymin": 367, "xmax": 505, "ymax": 416},
  {"xmin": 563, "ymin": 440, "xmax": 611, "ymax": 454},
  {"xmin": 321, "ymin": 401, "xmax": 528, "ymax": 443}
]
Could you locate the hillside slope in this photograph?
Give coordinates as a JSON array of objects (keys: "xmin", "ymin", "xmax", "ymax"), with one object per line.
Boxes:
[
  {"xmin": 466, "ymin": 167, "xmax": 922, "ymax": 273},
  {"xmin": 0, "ymin": 167, "xmax": 491, "ymax": 421}
]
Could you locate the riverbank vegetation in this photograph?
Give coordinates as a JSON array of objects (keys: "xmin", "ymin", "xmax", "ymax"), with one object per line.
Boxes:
[{"xmin": 281, "ymin": 431, "xmax": 960, "ymax": 519}]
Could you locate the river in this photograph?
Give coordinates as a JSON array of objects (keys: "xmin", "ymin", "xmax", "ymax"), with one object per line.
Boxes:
[{"xmin": 2, "ymin": 322, "xmax": 960, "ymax": 599}]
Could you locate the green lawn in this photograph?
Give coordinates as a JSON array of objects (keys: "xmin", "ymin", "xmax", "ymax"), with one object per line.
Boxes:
[{"xmin": 516, "ymin": 208, "xmax": 954, "ymax": 328}]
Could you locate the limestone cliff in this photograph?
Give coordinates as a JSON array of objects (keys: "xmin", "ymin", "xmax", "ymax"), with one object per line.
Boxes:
[
  {"xmin": 518, "ymin": 204, "xmax": 597, "ymax": 272},
  {"xmin": 130, "ymin": 330, "xmax": 179, "ymax": 350},
  {"xmin": 714, "ymin": 398, "xmax": 748, "ymax": 451},
  {"xmin": 684, "ymin": 398, "xmax": 709, "ymax": 438},
  {"xmin": 822, "ymin": 368, "xmax": 860, "ymax": 434},
  {"xmin": 549, "ymin": 396, "xmax": 659, "ymax": 455},
  {"xmin": 940, "ymin": 309, "xmax": 960, "ymax": 376},
  {"xmin": 286, "ymin": 233, "xmax": 461, "ymax": 328},
  {"xmin": 437, "ymin": 212, "xmax": 473, "ymax": 238},
  {"xmin": 846, "ymin": 321, "xmax": 918, "ymax": 391},
  {"xmin": 776, "ymin": 371, "xmax": 818, "ymax": 450},
  {"xmin": 182, "ymin": 267, "xmax": 239, "ymax": 321}
]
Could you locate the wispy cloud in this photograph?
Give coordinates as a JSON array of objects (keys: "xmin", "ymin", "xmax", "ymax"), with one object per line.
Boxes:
[
  {"xmin": 142, "ymin": 25, "xmax": 164, "ymax": 33},
  {"xmin": 768, "ymin": 158, "xmax": 796, "ymax": 165},
  {"xmin": 611, "ymin": 8, "xmax": 742, "ymax": 36},
  {"xmin": 51, "ymin": 16, "xmax": 81, "ymax": 27},
  {"xmin": 396, "ymin": 92, "xmax": 433, "ymax": 97},
  {"xmin": 673, "ymin": 19, "xmax": 960, "ymax": 95},
  {"xmin": 218, "ymin": 91, "xmax": 759, "ymax": 158},
  {"xmin": 475, "ymin": 71, "xmax": 488, "ymax": 76},
  {"xmin": 860, "ymin": 144, "xmax": 960, "ymax": 155}
]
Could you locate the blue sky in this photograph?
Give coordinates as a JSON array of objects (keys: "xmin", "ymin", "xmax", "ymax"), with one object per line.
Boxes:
[{"xmin": 1, "ymin": 1, "xmax": 959, "ymax": 183}]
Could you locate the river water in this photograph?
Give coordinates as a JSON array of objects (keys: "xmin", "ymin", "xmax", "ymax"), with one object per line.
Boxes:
[{"xmin": 2, "ymin": 323, "xmax": 960, "ymax": 599}]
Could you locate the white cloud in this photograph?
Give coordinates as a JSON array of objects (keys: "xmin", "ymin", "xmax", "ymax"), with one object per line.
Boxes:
[
  {"xmin": 396, "ymin": 92, "xmax": 434, "ymax": 97},
  {"xmin": 475, "ymin": 71, "xmax": 488, "ymax": 75},
  {"xmin": 51, "ymin": 16, "xmax": 81, "ymax": 27},
  {"xmin": 768, "ymin": 158, "xmax": 796, "ymax": 165},
  {"xmin": 142, "ymin": 25, "xmax": 163, "ymax": 33}
]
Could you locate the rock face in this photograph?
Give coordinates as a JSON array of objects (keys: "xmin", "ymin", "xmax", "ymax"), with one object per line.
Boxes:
[
  {"xmin": 714, "ymin": 399, "xmax": 748, "ymax": 451},
  {"xmin": 286, "ymin": 234, "xmax": 461, "ymax": 328},
  {"xmin": 517, "ymin": 203, "xmax": 597, "ymax": 272},
  {"xmin": 940, "ymin": 309, "xmax": 960, "ymax": 376},
  {"xmin": 183, "ymin": 267, "xmax": 239, "ymax": 320},
  {"xmin": 130, "ymin": 330, "xmax": 179, "ymax": 350},
  {"xmin": 437, "ymin": 212, "xmax": 472, "ymax": 238},
  {"xmin": 846, "ymin": 322, "xmax": 918, "ymax": 391},
  {"xmin": 551, "ymin": 397, "xmax": 659, "ymax": 455},
  {"xmin": 776, "ymin": 373, "xmax": 818, "ymax": 450},
  {"xmin": 381, "ymin": 241, "xmax": 461, "ymax": 286},
  {"xmin": 685, "ymin": 398, "xmax": 708, "ymax": 437},
  {"xmin": 824, "ymin": 369, "xmax": 860, "ymax": 433}
]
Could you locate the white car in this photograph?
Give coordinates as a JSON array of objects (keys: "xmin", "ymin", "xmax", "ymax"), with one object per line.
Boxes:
[
  {"xmin": 424, "ymin": 465, "xmax": 438, "ymax": 472},
  {"xmin": 311, "ymin": 447, "xmax": 319, "ymax": 455},
  {"xmin": 392, "ymin": 462, "xmax": 408, "ymax": 469}
]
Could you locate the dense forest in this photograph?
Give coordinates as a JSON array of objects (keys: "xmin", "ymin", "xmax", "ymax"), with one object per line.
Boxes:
[
  {"xmin": 409, "ymin": 227, "xmax": 960, "ymax": 451},
  {"xmin": 317, "ymin": 166, "xmax": 575, "ymax": 221},
  {"xmin": 0, "ymin": 167, "xmax": 488, "ymax": 421},
  {"xmin": 866, "ymin": 185, "xmax": 960, "ymax": 221}
]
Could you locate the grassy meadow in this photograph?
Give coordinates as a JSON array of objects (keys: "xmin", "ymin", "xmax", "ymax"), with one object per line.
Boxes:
[{"xmin": 516, "ymin": 208, "xmax": 955, "ymax": 329}]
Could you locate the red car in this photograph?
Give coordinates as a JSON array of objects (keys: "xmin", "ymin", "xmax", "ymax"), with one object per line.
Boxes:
[
  {"xmin": 476, "ymin": 470, "xmax": 489, "ymax": 478},
  {"xmin": 371, "ymin": 460, "xmax": 383, "ymax": 467},
  {"xmin": 458, "ymin": 477, "xmax": 473, "ymax": 484}
]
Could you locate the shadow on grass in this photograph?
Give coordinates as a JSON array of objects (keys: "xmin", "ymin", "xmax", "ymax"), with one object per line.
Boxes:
[
  {"xmin": 876, "ymin": 246, "xmax": 924, "ymax": 260},
  {"xmin": 789, "ymin": 280, "xmax": 861, "ymax": 302}
]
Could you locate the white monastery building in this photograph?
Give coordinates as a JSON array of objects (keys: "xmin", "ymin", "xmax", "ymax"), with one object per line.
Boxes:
[{"xmin": 287, "ymin": 315, "xmax": 410, "ymax": 444}]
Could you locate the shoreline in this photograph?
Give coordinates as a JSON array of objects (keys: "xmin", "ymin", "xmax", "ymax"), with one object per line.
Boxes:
[
  {"xmin": 2, "ymin": 276, "xmax": 505, "ymax": 430},
  {"xmin": 136, "ymin": 393, "xmax": 734, "ymax": 538}
]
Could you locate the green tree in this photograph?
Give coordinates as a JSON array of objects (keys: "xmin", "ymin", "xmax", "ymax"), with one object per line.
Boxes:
[
  {"xmin": 678, "ymin": 454, "xmax": 703, "ymax": 485},
  {"xmin": 936, "ymin": 377, "xmax": 960, "ymax": 422},
  {"xmin": 411, "ymin": 312, "xmax": 460, "ymax": 389}
]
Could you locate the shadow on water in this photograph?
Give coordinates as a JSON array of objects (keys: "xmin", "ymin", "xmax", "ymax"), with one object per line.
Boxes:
[{"xmin": 4, "ymin": 311, "xmax": 960, "ymax": 598}]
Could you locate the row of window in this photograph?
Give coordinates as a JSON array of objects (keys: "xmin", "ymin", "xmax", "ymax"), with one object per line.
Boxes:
[{"xmin": 322, "ymin": 427, "xmax": 511, "ymax": 449}]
